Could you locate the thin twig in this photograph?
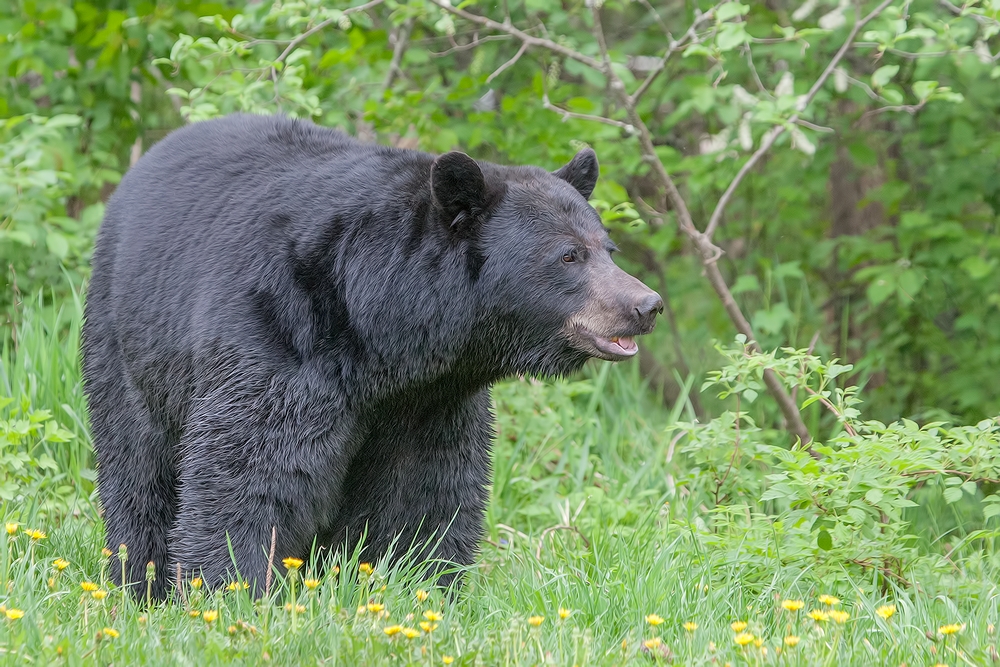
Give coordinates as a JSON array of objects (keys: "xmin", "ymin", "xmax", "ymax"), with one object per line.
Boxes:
[
  {"xmin": 427, "ymin": 0, "xmax": 603, "ymax": 70},
  {"xmin": 271, "ymin": 0, "xmax": 385, "ymax": 82},
  {"xmin": 703, "ymin": 0, "xmax": 895, "ymax": 240},
  {"xmin": 715, "ymin": 394, "xmax": 742, "ymax": 504},
  {"xmin": 381, "ymin": 17, "xmax": 415, "ymax": 94},
  {"xmin": 429, "ymin": 33, "xmax": 512, "ymax": 56},
  {"xmin": 630, "ymin": 6, "xmax": 717, "ymax": 104},
  {"xmin": 488, "ymin": 41, "xmax": 529, "ymax": 83},
  {"xmin": 859, "ymin": 100, "xmax": 927, "ymax": 120},
  {"xmin": 264, "ymin": 525, "xmax": 277, "ymax": 597},
  {"xmin": 542, "ymin": 93, "xmax": 634, "ymax": 130}
]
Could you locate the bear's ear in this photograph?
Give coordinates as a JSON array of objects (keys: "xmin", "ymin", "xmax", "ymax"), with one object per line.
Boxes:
[
  {"xmin": 552, "ymin": 148, "xmax": 599, "ymax": 200},
  {"xmin": 431, "ymin": 151, "xmax": 488, "ymax": 230}
]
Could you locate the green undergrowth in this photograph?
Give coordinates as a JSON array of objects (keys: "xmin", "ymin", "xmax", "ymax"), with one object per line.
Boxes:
[{"xmin": 1, "ymin": 294, "xmax": 998, "ymax": 665}]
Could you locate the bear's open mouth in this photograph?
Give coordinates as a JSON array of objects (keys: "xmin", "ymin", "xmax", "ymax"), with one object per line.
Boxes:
[{"xmin": 572, "ymin": 326, "xmax": 640, "ymax": 361}]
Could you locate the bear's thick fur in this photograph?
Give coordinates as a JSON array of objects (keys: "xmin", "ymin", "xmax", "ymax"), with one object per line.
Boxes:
[{"xmin": 82, "ymin": 114, "xmax": 661, "ymax": 596}]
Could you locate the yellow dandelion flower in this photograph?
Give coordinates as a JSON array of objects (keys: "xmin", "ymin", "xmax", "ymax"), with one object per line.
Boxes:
[
  {"xmin": 102, "ymin": 627, "xmax": 119, "ymax": 639},
  {"xmin": 284, "ymin": 604, "xmax": 305, "ymax": 613},
  {"xmin": 753, "ymin": 637, "xmax": 764, "ymax": 648},
  {"xmin": 47, "ymin": 577, "xmax": 56, "ymax": 589},
  {"xmin": 419, "ymin": 621, "xmax": 438, "ymax": 633},
  {"xmin": 784, "ymin": 635, "xmax": 800, "ymax": 647},
  {"xmin": 423, "ymin": 610, "xmax": 442, "ymax": 622},
  {"xmin": 4, "ymin": 522, "xmax": 17, "ymax": 535},
  {"xmin": 442, "ymin": 657, "xmax": 454, "ymax": 665},
  {"xmin": 558, "ymin": 607, "xmax": 571, "ymax": 620},
  {"xmin": 189, "ymin": 610, "xmax": 201, "ymax": 618},
  {"xmin": 807, "ymin": 609, "xmax": 828, "ymax": 622},
  {"xmin": 818, "ymin": 594, "xmax": 840, "ymax": 606},
  {"xmin": 358, "ymin": 562, "xmax": 373, "ymax": 575},
  {"xmin": 645, "ymin": 613, "xmax": 664, "ymax": 626},
  {"xmin": 101, "ymin": 547, "xmax": 113, "ymax": 558},
  {"xmin": 26, "ymin": 529, "xmax": 46, "ymax": 541},
  {"xmin": 81, "ymin": 581, "xmax": 98, "ymax": 592},
  {"xmin": 781, "ymin": 599, "xmax": 804, "ymax": 611},
  {"xmin": 528, "ymin": 615, "xmax": 544, "ymax": 627},
  {"xmin": 138, "ymin": 616, "xmax": 147, "ymax": 625},
  {"xmin": 367, "ymin": 602, "xmax": 385, "ymax": 613},
  {"xmin": 829, "ymin": 610, "xmax": 849, "ymax": 624},
  {"xmin": 876, "ymin": 604, "xmax": 896, "ymax": 620},
  {"xmin": 92, "ymin": 589, "xmax": 108, "ymax": 600},
  {"xmin": 356, "ymin": 605, "xmax": 367, "ymax": 616},
  {"xmin": 203, "ymin": 610, "xmax": 219, "ymax": 623},
  {"xmin": 939, "ymin": 623, "xmax": 964, "ymax": 635},
  {"xmin": 5, "ymin": 608, "xmax": 24, "ymax": 620},
  {"xmin": 332, "ymin": 565, "xmax": 340, "ymax": 575},
  {"xmin": 303, "ymin": 578, "xmax": 320, "ymax": 590},
  {"xmin": 53, "ymin": 558, "xmax": 69, "ymax": 571},
  {"xmin": 401, "ymin": 627, "xmax": 420, "ymax": 639},
  {"xmin": 734, "ymin": 632, "xmax": 755, "ymax": 646},
  {"xmin": 416, "ymin": 589, "xmax": 429, "ymax": 602},
  {"xmin": 683, "ymin": 621, "xmax": 698, "ymax": 632},
  {"xmin": 191, "ymin": 577, "xmax": 203, "ymax": 589},
  {"xmin": 730, "ymin": 621, "xmax": 748, "ymax": 632},
  {"xmin": 383, "ymin": 625, "xmax": 402, "ymax": 636},
  {"xmin": 282, "ymin": 557, "xmax": 303, "ymax": 570},
  {"xmin": 643, "ymin": 638, "xmax": 662, "ymax": 650}
]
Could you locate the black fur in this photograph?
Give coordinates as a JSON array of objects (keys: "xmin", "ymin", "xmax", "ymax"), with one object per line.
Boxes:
[{"xmin": 82, "ymin": 114, "xmax": 659, "ymax": 597}]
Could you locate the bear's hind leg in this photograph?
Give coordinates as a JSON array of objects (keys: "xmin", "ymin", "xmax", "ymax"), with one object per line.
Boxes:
[{"xmin": 85, "ymin": 350, "xmax": 178, "ymax": 599}]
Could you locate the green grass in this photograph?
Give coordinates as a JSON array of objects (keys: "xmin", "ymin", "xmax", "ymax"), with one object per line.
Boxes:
[{"xmin": 1, "ymin": 294, "xmax": 998, "ymax": 666}]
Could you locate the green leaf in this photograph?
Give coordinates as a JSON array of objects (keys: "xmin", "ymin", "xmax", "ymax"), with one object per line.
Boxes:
[
  {"xmin": 943, "ymin": 487, "xmax": 963, "ymax": 504},
  {"xmin": 716, "ymin": 23, "xmax": 749, "ymax": 51},
  {"xmin": 45, "ymin": 232, "xmax": 70, "ymax": 260},
  {"xmin": 912, "ymin": 80, "xmax": 938, "ymax": 101},
  {"xmin": 871, "ymin": 65, "xmax": 899, "ymax": 88},
  {"xmin": 960, "ymin": 256, "xmax": 995, "ymax": 280},
  {"xmin": 866, "ymin": 275, "xmax": 896, "ymax": 306},
  {"xmin": 817, "ymin": 529, "xmax": 833, "ymax": 551},
  {"xmin": 716, "ymin": 2, "xmax": 750, "ymax": 22},
  {"xmin": 865, "ymin": 488, "xmax": 884, "ymax": 504}
]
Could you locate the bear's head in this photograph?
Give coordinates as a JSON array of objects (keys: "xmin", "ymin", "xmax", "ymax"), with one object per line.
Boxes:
[{"xmin": 430, "ymin": 148, "xmax": 663, "ymax": 379}]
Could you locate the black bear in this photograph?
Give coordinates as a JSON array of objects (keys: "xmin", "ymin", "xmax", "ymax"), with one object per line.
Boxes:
[{"xmin": 82, "ymin": 113, "xmax": 662, "ymax": 597}]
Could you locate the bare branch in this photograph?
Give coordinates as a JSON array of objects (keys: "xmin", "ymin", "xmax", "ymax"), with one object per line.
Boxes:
[
  {"xmin": 795, "ymin": 118, "xmax": 834, "ymax": 133},
  {"xmin": 542, "ymin": 94, "xmax": 635, "ymax": 131},
  {"xmin": 428, "ymin": 33, "xmax": 512, "ymax": 56},
  {"xmin": 858, "ymin": 100, "xmax": 927, "ymax": 121},
  {"xmin": 381, "ymin": 17, "xmax": 415, "ymax": 95},
  {"xmin": 426, "ymin": 0, "xmax": 604, "ymax": 70},
  {"xmin": 272, "ymin": 0, "xmax": 386, "ymax": 82},
  {"xmin": 631, "ymin": 7, "xmax": 717, "ymax": 104},
  {"xmin": 703, "ymin": 0, "xmax": 895, "ymax": 240},
  {"xmin": 487, "ymin": 41, "xmax": 529, "ymax": 83}
]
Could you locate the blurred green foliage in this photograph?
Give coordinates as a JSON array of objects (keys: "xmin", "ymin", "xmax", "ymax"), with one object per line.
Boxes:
[{"xmin": 2, "ymin": 0, "xmax": 999, "ymax": 424}]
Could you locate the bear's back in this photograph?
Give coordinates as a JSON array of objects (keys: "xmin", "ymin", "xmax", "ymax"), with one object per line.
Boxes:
[{"xmin": 90, "ymin": 115, "xmax": 430, "ymax": 381}]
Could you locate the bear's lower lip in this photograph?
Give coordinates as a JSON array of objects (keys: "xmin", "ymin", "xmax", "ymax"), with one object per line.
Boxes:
[{"xmin": 591, "ymin": 334, "xmax": 639, "ymax": 359}]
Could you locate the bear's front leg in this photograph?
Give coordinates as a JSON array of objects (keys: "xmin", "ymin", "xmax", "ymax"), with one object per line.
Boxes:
[
  {"xmin": 168, "ymin": 368, "xmax": 359, "ymax": 592},
  {"xmin": 328, "ymin": 387, "xmax": 494, "ymax": 585}
]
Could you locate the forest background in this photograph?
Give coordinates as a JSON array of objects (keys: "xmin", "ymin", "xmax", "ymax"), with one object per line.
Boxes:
[{"xmin": 1, "ymin": 0, "xmax": 1000, "ymax": 664}]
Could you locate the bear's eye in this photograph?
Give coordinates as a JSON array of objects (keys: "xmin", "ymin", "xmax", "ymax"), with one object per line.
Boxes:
[{"xmin": 562, "ymin": 250, "xmax": 576, "ymax": 263}]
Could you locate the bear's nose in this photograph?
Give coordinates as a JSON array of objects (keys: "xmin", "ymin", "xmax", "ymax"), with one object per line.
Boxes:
[{"xmin": 635, "ymin": 293, "xmax": 664, "ymax": 330}]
